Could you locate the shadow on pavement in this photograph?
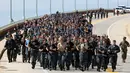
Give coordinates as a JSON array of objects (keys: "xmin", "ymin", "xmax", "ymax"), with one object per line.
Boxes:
[
  {"xmin": 6, "ymin": 69, "xmax": 18, "ymax": 71},
  {"xmin": 0, "ymin": 66, "xmax": 7, "ymax": 69}
]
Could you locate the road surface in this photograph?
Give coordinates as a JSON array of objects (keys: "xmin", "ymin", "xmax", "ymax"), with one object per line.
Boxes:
[{"xmin": 1, "ymin": 13, "xmax": 130, "ymax": 73}]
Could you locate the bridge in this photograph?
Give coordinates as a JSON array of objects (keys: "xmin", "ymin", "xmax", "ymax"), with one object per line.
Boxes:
[
  {"xmin": 1, "ymin": 0, "xmax": 130, "ymax": 73},
  {"xmin": 0, "ymin": 12, "xmax": 130, "ymax": 73}
]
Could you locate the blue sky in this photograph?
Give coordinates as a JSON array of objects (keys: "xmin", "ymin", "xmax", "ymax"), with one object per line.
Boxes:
[{"xmin": 0, "ymin": 0, "xmax": 129, "ymax": 27}]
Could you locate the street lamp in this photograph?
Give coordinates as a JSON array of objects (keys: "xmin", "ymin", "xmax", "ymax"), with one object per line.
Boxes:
[
  {"xmin": 23, "ymin": 0, "xmax": 25, "ymax": 20},
  {"xmin": 50, "ymin": 0, "xmax": 52, "ymax": 14},
  {"xmin": 86, "ymin": 0, "xmax": 88, "ymax": 14},
  {"xmin": 74, "ymin": 0, "xmax": 76, "ymax": 11},
  {"xmin": 10, "ymin": 0, "xmax": 13, "ymax": 23},
  {"xmin": 62, "ymin": 0, "xmax": 64, "ymax": 13},
  {"xmin": 36, "ymin": 0, "xmax": 38, "ymax": 17}
]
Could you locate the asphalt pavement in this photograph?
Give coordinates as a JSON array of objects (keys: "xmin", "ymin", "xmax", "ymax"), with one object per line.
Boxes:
[{"xmin": 1, "ymin": 13, "xmax": 130, "ymax": 73}]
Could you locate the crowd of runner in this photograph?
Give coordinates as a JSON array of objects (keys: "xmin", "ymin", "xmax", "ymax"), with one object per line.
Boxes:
[{"xmin": 3, "ymin": 9, "xmax": 130, "ymax": 72}]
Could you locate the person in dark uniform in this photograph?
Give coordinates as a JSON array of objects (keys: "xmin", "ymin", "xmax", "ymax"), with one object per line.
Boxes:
[
  {"xmin": 21, "ymin": 37, "xmax": 27, "ymax": 63},
  {"xmin": 98, "ymin": 11, "xmax": 100, "ymax": 19},
  {"xmin": 78, "ymin": 38, "xmax": 88, "ymax": 71},
  {"xmin": 106, "ymin": 11, "xmax": 108, "ymax": 18},
  {"xmin": 89, "ymin": 11, "xmax": 93, "ymax": 24},
  {"xmin": 85, "ymin": 38, "xmax": 93, "ymax": 71},
  {"xmin": 104, "ymin": 35, "xmax": 111, "ymax": 48},
  {"xmin": 14, "ymin": 31, "xmax": 23, "ymax": 55},
  {"xmin": 103, "ymin": 11, "xmax": 106, "ymax": 18},
  {"xmin": 108, "ymin": 40, "xmax": 120, "ymax": 72},
  {"xmin": 101, "ymin": 11, "xmax": 103, "ymax": 19},
  {"xmin": 96, "ymin": 41, "xmax": 107, "ymax": 72},
  {"xmin": 113, "ymin": 9, "xmax": 115, "ymax": 16},
  {"xmin": 101, "ymin": 41, "xmax": 109, "ymax": 71},
  {"xmin": 65, "ymin": 38, "xmax": 73, "ymax": 70},
  {"xmin": 87, "ymin": 11, "xmax": 89, "ymax": 18},
  {"xmin": 48, "ymin": 39, "xmax": 57, "ymax": 70},
  {"xmin": 117, "ymin": 10, "xmax": 119, "ymax": 16},
  {"xmin": 94, "ymin": 11, "xmax": 97, "ymax": 19},
  {"xmin": 72, "ymin": 38, "xmax": 80, "ymax": 70},
  {"xmin": 4, "ymin": 36, "xmax": 16, "ymax": 63},
  {"xmin": 119, "ymin": 37, "xmax": 130, "ymax": 63},
  {"xmin": 90, "ymin": 37, "xmax": 98, "ymax": 69},
  {"xmin": 29, "ymin": 36, "xmax": 40, "ymax": 69},
  {"xmin": 39, "ymin": 39, "xmax": 49, "ymax": 69}
]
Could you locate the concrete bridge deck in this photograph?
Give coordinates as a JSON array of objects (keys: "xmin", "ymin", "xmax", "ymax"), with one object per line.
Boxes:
[{"xmin": 1, "ymin": 13, "xmax": 130, "ymax": 73}]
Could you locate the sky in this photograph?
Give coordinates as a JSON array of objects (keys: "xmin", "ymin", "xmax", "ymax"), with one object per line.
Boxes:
[{"xmin": 0, "ymin": 0, "xmax": 129, "ymax": 27}]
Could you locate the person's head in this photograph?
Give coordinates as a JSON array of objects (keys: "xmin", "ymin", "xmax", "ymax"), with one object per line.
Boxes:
[
  {"xmin": 50, "ymin": 39, "xmax": 54, "ymax": 44},
  {"xmin": 98, "ymin": 42, "xmax": 101, "ymax": 46},
  {"xmin": 123, "ymin": 37, "xmax": 126, "ymax": 41},
  {"xmin": 103, "ymin": 41, "xmax": 106, "ymax": 45},
  {"xmin": 80, "ymin": 38, "xmax": 84, "ymax": 43},
  {"xmin": 33, "ymin": 36, "xmax": 36, "ymax": 41},
  {"xmin": 113, "ymin": 40, "xmax": 116, "ymax": 45},
  {"xmin": 84, "ymin": 39, "xmax": 87, "ymax": 43}
]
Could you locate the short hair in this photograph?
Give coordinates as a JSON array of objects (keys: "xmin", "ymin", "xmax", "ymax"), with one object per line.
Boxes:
[
  {"xmin": 123, "ymin": 37, "xmax": 126, "ymax": 40},
  {"xmin": 113, "ymin": 40, "xmax": 116, "ymax": 42}
]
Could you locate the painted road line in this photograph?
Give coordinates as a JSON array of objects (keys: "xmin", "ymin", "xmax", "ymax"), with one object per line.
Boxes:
[
  {"xmin": 106, "ymin": 67, "xmax": 119, "ymax": 73},
  {"xmin": 109, "ymin": 72, "xmax": 118, "ymax": 73},
  {"xmin": 106, "ymin": 67, "xmax": 112, "ymax": 72},
  {"xmin": 43, "ymin": 70, "xmax": 48, "ymax": 73},
  {"xmin": 107, "ymin": 18, "xmax": 130, "ymax": 57}
]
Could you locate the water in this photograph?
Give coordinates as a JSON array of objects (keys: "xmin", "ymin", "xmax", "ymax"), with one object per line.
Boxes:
[{"xmin": 0, "ymin": 0, "xmax": 128, "ymax": 27}]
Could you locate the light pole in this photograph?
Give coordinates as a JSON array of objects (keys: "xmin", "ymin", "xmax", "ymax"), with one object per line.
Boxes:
[
  {"xmin": 86, "ymin": 0, "xmax": 88, "ymax": 14},
  {"xmin": 23, "ymin": 0, "xmax": 25, "ymax": 21},
  {"xmin": 36, "ymin": 0, "xmax": 38, "ymax": 17},
  {"xmin": 62, "ymin": 0, "xmax": 64, "ymax": 13},
  {"xmin": 50, "ymin": 0, "xmax": 52, "ymax": 14},
  {"xmin": 10, "ymin": 0, "xmax": 13, "ymax": 23},
  {"xmin": 74, "ymin": 0, "xmax": 76, "ymax": 11}
]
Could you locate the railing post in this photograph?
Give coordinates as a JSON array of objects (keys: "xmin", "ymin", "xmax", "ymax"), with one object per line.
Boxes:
[{"xmin": 10, "ymin": 0, "xmax": 13, "ymax": 23}]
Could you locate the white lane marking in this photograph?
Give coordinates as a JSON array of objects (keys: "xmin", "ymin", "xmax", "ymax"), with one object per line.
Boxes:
[
  {"xmin": 107, "ymin": 16, "xmax": 130, "ymax": 56},
  {"xmin": 43, "ymin": 70, "xmax": 48, "ymax": 73},
  {"xmin": 127, "ymin": 53, "xmax": 130, "ymax": 56}
]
